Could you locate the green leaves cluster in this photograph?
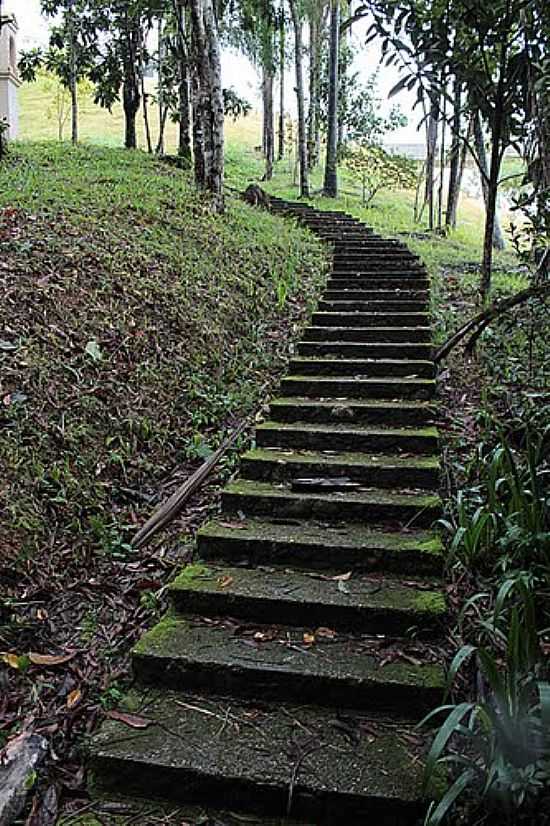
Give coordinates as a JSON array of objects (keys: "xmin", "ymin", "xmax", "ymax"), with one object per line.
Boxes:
[{"xmin": 342, "ymin": 144, "xmax": 417, "ymax": 206}]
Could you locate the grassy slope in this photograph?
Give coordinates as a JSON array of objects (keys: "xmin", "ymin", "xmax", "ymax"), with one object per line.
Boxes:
[{"xmin": 0, "ymin": 143, "xmax": 327, "ymax": 564}]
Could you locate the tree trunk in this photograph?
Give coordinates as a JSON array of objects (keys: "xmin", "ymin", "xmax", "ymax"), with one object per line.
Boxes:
[
  {"xmin": 323, "ymin": 0, "xmax": 340, "ymax": 197},
  {"xmin": 289, "ymin": 0, "xmax": 309, "ymax": 198},
  {"xmin": 139, "ymin": 41, "xmax": 153, "ymax": 154},
  {"xmin": 68, "ymin": 0, "xmax": 78, "ymax": 145},
  {"xmin": 122, "ymin": 14, "xmax": 141, "ymax": 150},
  {"xmin": 156, "ymin": 15, "xmax": 166, "ymax": 155},
  {"xmin": 446, "ymin": 77, "xmax": 462, "ymax": 229},
  {"xmin": 262, "ymin": 65, "xmax": 275, "ymax": 180},
  {"xmin": 172, "ymin": 0, "xmax": 192, "ymax": 162},
  {"xmin": 307, "ymin": 9, "xmax": 321, "ymax": 169},
  {"xmin": 189, "ymin": 0, "xmax": 210, "ymax": 187},
  {"xmin": 424, "ymin": 93, "xmax": 439, "ymax": 231},
  {"xmin": 473, "ymin": 109, "xmax": 505, "ymax": 262},
  {"xmin": 179, "ymin": 60, "xmax": 191, "ymax": 160},
  {"xmin": 202, "ymin": 0, "xmax": 225, "ymax": 211},
  {"xmin": 277, "ymin": 7, "xmax": 285, "ymax": 161}
]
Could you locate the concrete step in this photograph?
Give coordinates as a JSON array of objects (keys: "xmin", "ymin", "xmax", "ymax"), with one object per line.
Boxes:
[
  {"xmin": 280, "ymin": 375, "xmax": 436, "ymax": 401},
  {"xmin": 132, "ymin": 618, "xmax": 444, "ymax": 713},
  {"xmin": 222, "ymin": 479, "xmax": 441, "ymax": 527},
  {"xmin": 198, "ymin": 516, "xmax": 444, "ymax": 576},
  {"xmin": 322, "ymin": 289, "xmax": 429, "ymax": 301},
  {"xmin": 311, "ymin": 312, "xmax": 430, "ymax": 328},
  {"xmin": 240, "ymin": 447, "xmax": 439, "ymax": 490},
  {"xmin": 287, "ymin": 356, "xmax": 434, "ymax": 379},
  {"xmin": 91, "ymin": 689, "xmax": 427, "ymax": 823},
  {"xmin": 302, "ymin": 325, "xmax": 432, "ymax": 343},
  {"xmin": 297, "ymin": 341, "xmax": 433, "ymax": 360},
  {"xmin": 318, "ymin": 299, "xmax": 428, "ymax": 313},
  {"xmin": 255, "ymin": 422, "xmax": 438, "ymax": 454},
  {"xmin": 326, "ymin": 277, "xmax": 429, "ymax": 290},
  {"xmin": 269, "ymin": 397, "xmax": 436, "ymax": 427},
  {"xmin": 168, "ymin": 564, "xmax": 445, "ymax": 635}
]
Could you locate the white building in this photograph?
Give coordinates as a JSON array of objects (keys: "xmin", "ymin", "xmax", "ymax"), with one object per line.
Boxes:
[{"xmin": 0, "ymin": 16, "xmax": 21, "ymax": 140}]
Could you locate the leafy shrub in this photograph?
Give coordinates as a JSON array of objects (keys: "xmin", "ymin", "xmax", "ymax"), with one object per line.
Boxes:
[{"xmin": 342, "ymin": 144, "xmax": 417, "ymax": 206}]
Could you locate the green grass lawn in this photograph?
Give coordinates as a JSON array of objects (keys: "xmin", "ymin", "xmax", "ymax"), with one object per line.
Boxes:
[{"xmin": 0, "ymin": 142, "xmax": 327, "ymax": 563}]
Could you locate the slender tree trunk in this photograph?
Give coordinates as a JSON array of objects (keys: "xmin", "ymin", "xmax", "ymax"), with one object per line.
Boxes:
[
  {"xmin": 122, "ymin": 14, "xmax": 141, "ymax": 150},
  {"xmin": 473, "ymin": 109, "xmax": 505, "ymax": 264},
  {"xmin": 156, "ymin": 15, "xmax": 166, "ymax": 154},
  {"xmin": 189, "ymin": 0, "xmax": 210, "ymax": 186},
  {"xmin": 68, "ymin": 0, "xmax": 78, "ymax": 145},
  {"xmin": 307, "ymin": 9, "xmax": 321, "ymax": 169},
  {"xmin": 437, "ymin": 87, "xmax": 447, "ymax": 231},
  {"xmin": 179, "ymin": 60, "xmax": 191, "ymax": 160},
  {"xmin": 446, "ymin": 77, "xmax": 462, "ymax": 229},
  {"xmin": 172, "ymin": 0, "xmax": 192, "ymax": 162},
  {"xmin": 425, "ymin": 92, "xmax": 439, "ymax": 230},
  {"xmin": 202, "ymin": 0, "xmax": 225, "ymax": 211},
  {"xmin": 262, "ymin": 65, "xmax": 274, "ymax": 180},
  {"xmin": 139, "ymin": 35, "xmax": 153, "ymax": 153},
  {"xmin": 289, "ymin": 0, "xmax": 309, "ymax": 198},
  {"xmin": 323, "ymin": 0, "xmax": 340, "ymax": 197},
  {"xmin": 278, "ymin": 7, "xmax": 285, "ymax": 161}
]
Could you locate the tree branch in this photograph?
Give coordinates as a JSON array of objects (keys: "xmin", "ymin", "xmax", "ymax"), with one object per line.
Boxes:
[{"xmin": 434, "ymin": 268, "xmax": 550, "ymax": 364}]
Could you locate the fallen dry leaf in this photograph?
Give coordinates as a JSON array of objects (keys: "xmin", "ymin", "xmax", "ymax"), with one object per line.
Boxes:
[
  {"xmin": 302, "ymin": 633, "xmax": 315, "ymax": 645},
  {"xmin": 66, "ymin": 688, "xmax": 82, "ymax": 709},
  {"xmin": 106, "ymin": 710, "xmax": 155, "ymax": 729},
  {"xmin": 315, "ymin": 627, "xmax": 337, "ymax": 639},
  {"xmin": 29, "ymin": 652, "xmax": 76, "ymax": 666},
  {"xmin": 218, "ymin": 575, "xmax": 234, "ymax": 589}
]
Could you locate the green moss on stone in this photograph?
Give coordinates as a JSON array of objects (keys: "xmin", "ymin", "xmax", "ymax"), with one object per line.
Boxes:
[
  {"xmin": 133, "ymin": 615, "xmax": 186, "ymax": 655},
  {"xmin": 414, "ymin": 591, "xmax": 447, "ymax": 616}
]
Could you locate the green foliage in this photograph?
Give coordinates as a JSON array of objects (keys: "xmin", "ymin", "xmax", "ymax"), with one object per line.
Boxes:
[
  {"xmin": 422, "ymin": 582, "xmax": 550, "ymax": 825},
  {"xmin": 342, "ymin": 144, "xmax": 417, "ymax": 207},
  {"xmin": 440, "ymin": 423, "xmax": 549, "ymax": 575}
]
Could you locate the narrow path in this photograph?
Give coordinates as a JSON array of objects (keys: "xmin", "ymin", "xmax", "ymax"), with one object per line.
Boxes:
[{"xmin": 91, "ymin": 198, "xmax": 446, "ymax": 824}]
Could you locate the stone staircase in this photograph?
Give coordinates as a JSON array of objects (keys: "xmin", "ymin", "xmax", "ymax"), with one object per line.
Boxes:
[{"xmin": 90, "ymin": 197, "xmax": 446, "ymax": 824}]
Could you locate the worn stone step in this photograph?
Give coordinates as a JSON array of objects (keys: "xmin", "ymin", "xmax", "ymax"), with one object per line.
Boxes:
[
  {"xmin": 198, "ymin": 516, "xmax": 444, "ymax": 575},
  {"xmin": 168, "ymin": 564, "xmax": 445, "ymax": 635},
  {"xmin": 332, "ymin": 259, "xmax": 423, "ymax": 271},
  {"xmin": 318, "ymin": 299, "xmax": 428, "ymax": 313},
  {"xmin": 91, "ymin": 689, "xmax": 427, "ymax": 823},
  {"xmin": 312, "ymin": 311, "xmax": 430, "ymax": 328},
  {"xmin": 322, "ymin": 289, "xmax": 429, "ymax": 301},
  {"xmin": 288, "ymin": 356, "xmax": 434, "ymax": 379},
  {"xmin": 280, "ymin": 375, "xmax": 435, "ymax": 401},
  {"xmin": 297, "ymin": 341, "xmax": 433, "ymax": 360},
  {"xmin": 326, "ymin": 277, "xmax": 429, "ymax": 290},
  {"xmin": 269, "ymin": 397, "xmax": 436, "ymax": 427},
  {"xmin": 132, "ymin": 618, "xmax": 444, "ymax": 714},
  {"xmin": 255, "ymin": 422, "xmax": 438, "ymax": 454},
  {"xmin": 222, "ymin": 479, "xmax": 441, "ymax": 527},
  {"xmin": 240, "ymin": 447, "xmax": 439, "ymax": 490},
  {"xmin": 302, "ymin": 325, "xmax": 432, "ymax": 343}
]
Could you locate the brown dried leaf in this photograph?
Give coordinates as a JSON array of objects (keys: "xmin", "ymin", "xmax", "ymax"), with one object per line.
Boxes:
[
  {"xmin": 66, "ymin": 688, "xmax": 82, "ymax": 709},
  {"xmin": 29, "ymin": 652, "xmax": 76, "ymax": 666},
  {"xmin": 106, "ymin": 710, "xmax": 154, "ymax": 729}
]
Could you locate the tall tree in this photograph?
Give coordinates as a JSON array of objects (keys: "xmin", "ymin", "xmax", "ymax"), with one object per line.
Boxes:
[
  {"xmin": 323, "ymin": 0, "xmax": 340, "ymax": 196},
  {"xmin": 277, "ymin": 2, "xmax": 285, "ymax": 160},
  {"xmin": 289, "ymin": 0, "xmax": 310, "ymax": 197}
]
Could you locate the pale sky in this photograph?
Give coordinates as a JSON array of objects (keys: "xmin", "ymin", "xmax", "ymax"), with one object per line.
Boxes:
[{"xmin": 6, "ymin": 0, "xmax": 422, "ymax": 142}]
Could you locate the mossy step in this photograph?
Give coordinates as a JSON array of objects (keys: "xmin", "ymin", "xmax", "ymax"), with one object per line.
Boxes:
[
  {"xmin": 280, "ymin": 375, "xmax": 435, "ymax": 402},
  {"xmin": 311, "ymin": 312, "xmax": 430, "ymax": 328},
  {"xmin": 302, "ymin": 325, "xmax": 432, "ymax": 343},
  {"xmin": 240, "ymin": 447, "xmax": 439, "ymax": 489},
  {"xmin": 330, "ymin": 270, "xmax": 427, "ymax": 279},
  {"xmin": 256, "ymin": 421, "xmax": 438, "ymax": 454},
  {"xmin": 168, "ymin": 563, "xmax": 446, "ymax": 635},
  {"xmin": 318, "ymin": 299, "xmax": 428, "ymax": 314},
  {"xmin": 197, "ymin": 516, "xmax": 444, "ymax": 575},
  {"xmin": 132, "ymin": 618, "xmax": 444, "ymax": 713},
  {"xmin": 269, "ymin": 397, "xmax": 436, "ymax": 427},
  {"xmin": 90, "ymin": 688, "xmax": 426, "ymax": 823},
  {"xmin": 322, "ymin": 289, "xmax": 429, "ymax": 301},
  {"xmin": 297, "ymin": 341, "xmax": 433, "ymax": 360},
  {"xmin": 326, "ymin": 278, "xmax": 429, "ymax": 290},
  {"xmin": 332, "ymin": 255, "xmax": 421, "ymax": 265},
  {"xmin": 222, "ymin": 479, "xmax": 441, "ymax": 527},
  {"xmin": 288, "ymin": 356, "xmax": 435, "ymax": 379}
]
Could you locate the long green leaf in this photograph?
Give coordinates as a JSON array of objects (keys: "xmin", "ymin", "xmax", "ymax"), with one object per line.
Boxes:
[{"xmin": 425, "ymin": 769, "xmax": 476, "ymax": 826}]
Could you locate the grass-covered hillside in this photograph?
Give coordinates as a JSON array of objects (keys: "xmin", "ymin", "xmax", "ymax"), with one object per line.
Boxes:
[{"xmin": 0, "ymin": 143, "xmax": 327, "ymax": 567}]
